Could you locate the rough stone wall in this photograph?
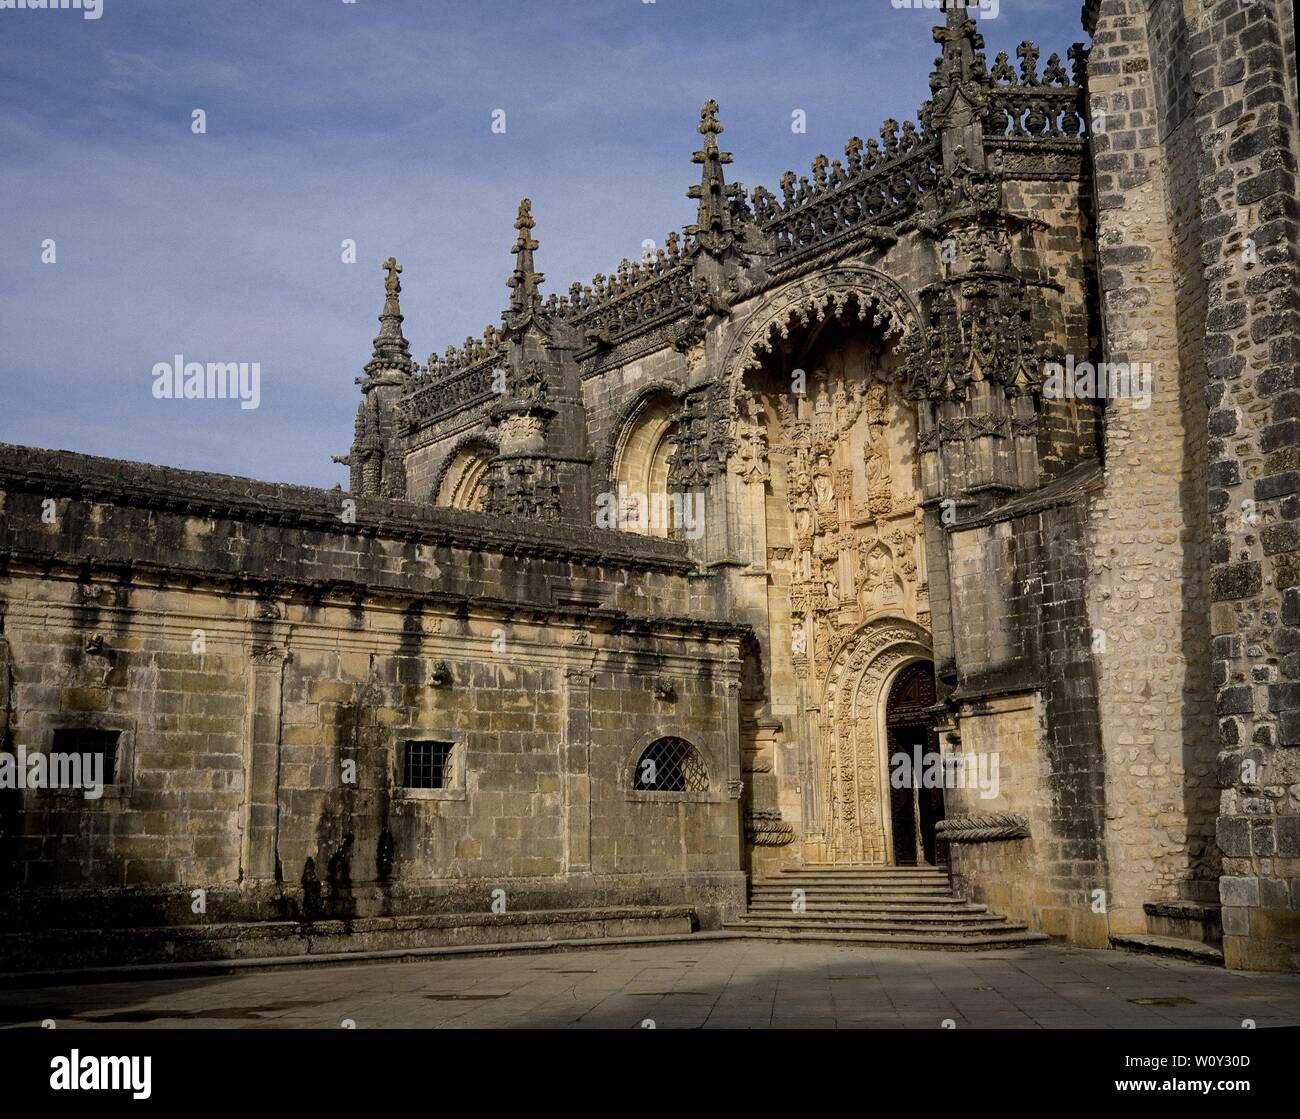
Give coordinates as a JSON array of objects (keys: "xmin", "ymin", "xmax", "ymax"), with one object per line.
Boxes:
[
  {"xmin": 943, "ymin": 481, "xmax": 1111, "ymax": 946},
  {"xmin": 2, "ymin": 596, "xmax": 247, "ymax": 894},
  {"xmin": 1005, "ymin": 177, "xmax": 1103, "ymax": 478},
  {"xmin": 0, "ymin": 445, "xmax": 747, "ymax": 929},
  {"xmin": 945, "ymin": 691, "xmax": 1106, "ymax": 944},
  {"xmin": 1084, "ymin": 0, "xmax": 1218, "ymax": 940},
  {"xmin": 1187, "ymin": 0, "xmax": 1300, "ymax": 972}
]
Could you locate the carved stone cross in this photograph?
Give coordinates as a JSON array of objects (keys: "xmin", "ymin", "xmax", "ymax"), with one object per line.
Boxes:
[{"xmin": 382, "ymin": 256, "xmax": 402, "ymax": 294}]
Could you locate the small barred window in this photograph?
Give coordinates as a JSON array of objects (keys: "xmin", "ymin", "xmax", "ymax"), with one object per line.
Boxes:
[
  {"xmin": 403, "ymin": 740, "xmax": 454, "ymax": 789},
  {"xmin": 632, "ymin": 737, "xmax": 708, "ymax": 792},
  {"xmin": 50, "ymin": 728, "xmax": 119, "ymax": 784}
]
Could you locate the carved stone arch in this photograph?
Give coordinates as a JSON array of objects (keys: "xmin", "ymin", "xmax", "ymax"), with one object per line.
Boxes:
[
  {"xmin": 812, "ymin": 615, "xmax": 933, "ymax": 865},
  {"xmin": 432, "ymin": 431, "xmax": 497, "ymax": 510},
  {"xmin": 721, "ymin": 266, "xmax": 926, "ymax": 411},
  {"xmin": 599, "ymin": 380, "xmax": 684, "ymax": 486},
  {"xmin": 605, "ymin": 382, "xmax": 682, "ymax": 538}
]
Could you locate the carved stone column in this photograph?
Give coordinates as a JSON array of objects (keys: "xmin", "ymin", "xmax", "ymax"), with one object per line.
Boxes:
[
  {"xmin": 722, "ymin": 673, "xmax": 745, "ymax": 869},
  {"xmin": 562, "ymin": 665, "xmax": 596, "ymax": 875},
  {"xmin": 243, "ymin": 643, "xmax": 288, "ymax": 881}
]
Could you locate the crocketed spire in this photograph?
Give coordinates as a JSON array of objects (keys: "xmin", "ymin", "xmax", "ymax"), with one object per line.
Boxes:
[
  {"xmin": 686, "ymin": 99, "xmax": 736, "ymax": 256},
  {"xmin": 929, "ymin": 3, "xmax": 988, "ymax": 98},
  {"xmin": 365, "ymin": 256, "xmax": 416, "ymax": 378},
  {"xmin": 507, "ymin": 198, "xmax": 545, "ymax": 313}
]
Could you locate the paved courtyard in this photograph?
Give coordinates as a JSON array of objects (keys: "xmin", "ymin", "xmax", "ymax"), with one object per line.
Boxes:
[{"xmin": 4, "ymin": 941, "xmax": 1300, "ymax": 1029}]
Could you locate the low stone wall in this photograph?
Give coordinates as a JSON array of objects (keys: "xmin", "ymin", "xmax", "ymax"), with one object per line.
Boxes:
[
  {"xmin": 0, "ymin": 905, "xmax": 699, "ymax": 973},
  {"xmin": 0, "ymin": 445, "xmax": 751, "ymax": 938}
]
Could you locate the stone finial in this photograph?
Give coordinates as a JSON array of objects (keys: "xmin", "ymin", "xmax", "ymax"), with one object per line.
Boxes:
[
  {"xmin": 686, "ymin": 99, "xmax": 738, "ymax": 257},
  {"xmin": 364, "ymin": 256, "xmax": 416, "ymax": 379},
  {"xmin": 507, "ymin": 198, "xmax": 545, "ymax": 312},
  {"xmin": 1068, "ymin": 42, "xmax": 1089, "ymax": 88},
  {"xmin": 928, "ymin": 3, "xmax": 988, "ymax": 95},
  {"xmin": 1017, "ymin": 41, "xmax": 1041, "ymax": 86}
]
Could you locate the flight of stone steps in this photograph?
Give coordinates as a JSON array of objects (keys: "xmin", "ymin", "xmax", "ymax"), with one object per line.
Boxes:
[{"xmin": 725, "ymin": 865, "xmax": 1049, "ymax": 950}]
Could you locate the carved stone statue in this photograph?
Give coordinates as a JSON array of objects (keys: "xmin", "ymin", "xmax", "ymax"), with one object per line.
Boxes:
[
  {"xmin": 812, "ymin": 453, "xmax": 835, "ymax": 509},
  {"xmin": 859, "ymin": 540, "xmax": 898, "ymax": 610},
  {"xmin": 864, "ymin": 382, "xmax": 893, "ymax": 516},
  {"xmin": 732, "ymin": 388, "xmax": 770, "ymax": 482}
]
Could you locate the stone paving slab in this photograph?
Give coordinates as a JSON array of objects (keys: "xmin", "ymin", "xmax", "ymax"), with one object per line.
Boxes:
[{"xmin": 2, "ymin": 940, "xmax": 1299, "ymax": 1030}]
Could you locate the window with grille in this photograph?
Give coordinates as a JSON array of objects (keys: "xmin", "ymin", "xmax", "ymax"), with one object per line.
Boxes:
[
  {"xmin": 403, "ymin": 740, "xmax": 454, "ymax": 789},
  {"xmin": 50, "ymin": 728, "xmax": 119, "ymax": 784},
  {"xmin": 632, "ymin": 737, "xmax": 708, "ymax": 792}
]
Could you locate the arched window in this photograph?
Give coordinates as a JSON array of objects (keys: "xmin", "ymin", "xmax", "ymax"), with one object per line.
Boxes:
[
  {"xmin": 611, "ymin": 391, "xmax": 678, "ymax": 538},
  {"xmin": 632, "ymin": 736, "xmax": 708, "ymax": 792},
  {"xmin": 436, "ymin": 443, "xmax": 493, "ymax": 510}
]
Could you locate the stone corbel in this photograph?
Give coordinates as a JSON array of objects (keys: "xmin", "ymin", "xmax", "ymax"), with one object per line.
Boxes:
[{"xmin": 934, "ymin": 813, "xmax": 1030, "ymax": 843}]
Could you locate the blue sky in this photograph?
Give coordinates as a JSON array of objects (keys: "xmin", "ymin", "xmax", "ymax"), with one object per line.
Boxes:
[{"xmin": 0, "ymin": 0, "xmax": 1085, "ymax": 488}]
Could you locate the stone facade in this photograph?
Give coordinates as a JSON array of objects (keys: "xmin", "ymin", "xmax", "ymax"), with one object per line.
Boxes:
[
  {"xmin": 0, "ymin": 447, "xmax": 747, "ymax": 929},
  {"xmin": 1, "ymin": 3, "xmax": 1297, "ymax": 971}
]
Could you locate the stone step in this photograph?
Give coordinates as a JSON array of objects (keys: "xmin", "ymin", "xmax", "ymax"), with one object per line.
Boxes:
[
  {"xmin": 723, "ymin": 925, "xmax": 1050, "ymax": 950},
  {"xmin": 739, "ymin": 865, "xmax": 1040, "ymax": 951},
  {"xmin": 778, "ymin": 875, "xmax": 951, "ymax": 883},
  {"xmin": 1110, "ymin": 932, "xmax": 1225, "ymax": 966},
  {"xmin": 734, "ymin": 913, "xmax": 1016, "ymax": 931},
  {"xmin": 0, "ymin": 931, "xmax": 748, "ymax": 989},
  {"xmin": 748, "ymin": 894, "xmax": 977, "ymax": 904},
  {"xmin": 773, "ymin": 868, "xmax": 950, "ymax": 878},
  {"xmin": 748, "ymin": 899, "xmax": 987, "ymax": 914},
  {"xmin": 733, "ymin": 914, "xmax": 1013, "ymax": 930},
  {"xmin": 751, "ymin": 887, "xmax": 957, "ymax": 900},
  {"xmin": 1142, "ymin": 900, "xmax": 1223, "ymax": 947},
  {"xmin": 790, "ymin": 862, "xmax": 956, "ymax": 873},
  {"xmin": 759, "ymin": 878, "xmax": 956, "ymax": 883}
]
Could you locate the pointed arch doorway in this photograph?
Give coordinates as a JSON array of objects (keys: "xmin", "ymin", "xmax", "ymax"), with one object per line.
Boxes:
[
  {"xmin": 884, "ymin": 660, "xmax": 945, "ymax": 867},
  {"xmin": 815, "ymin": 619, "xmax": 942, "ymax": 866}
]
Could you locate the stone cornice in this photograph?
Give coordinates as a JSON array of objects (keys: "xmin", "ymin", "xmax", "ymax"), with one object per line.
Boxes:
[
  {"xmin": 0, "ymin": 443, "xmax": 691, "ymax": 575},
  {"xmin": 0, "ymin": 546, "xmax": 753, "ymax": 646}
]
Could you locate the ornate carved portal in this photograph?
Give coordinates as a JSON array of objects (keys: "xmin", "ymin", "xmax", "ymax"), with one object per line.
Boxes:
[
  {"xmin": 733, "ymin": 289, "xmax": 935, "ymax": 866},
  {"xmin": 819, "ymin": 625, "xmax": 933, "ymax": 865}
]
